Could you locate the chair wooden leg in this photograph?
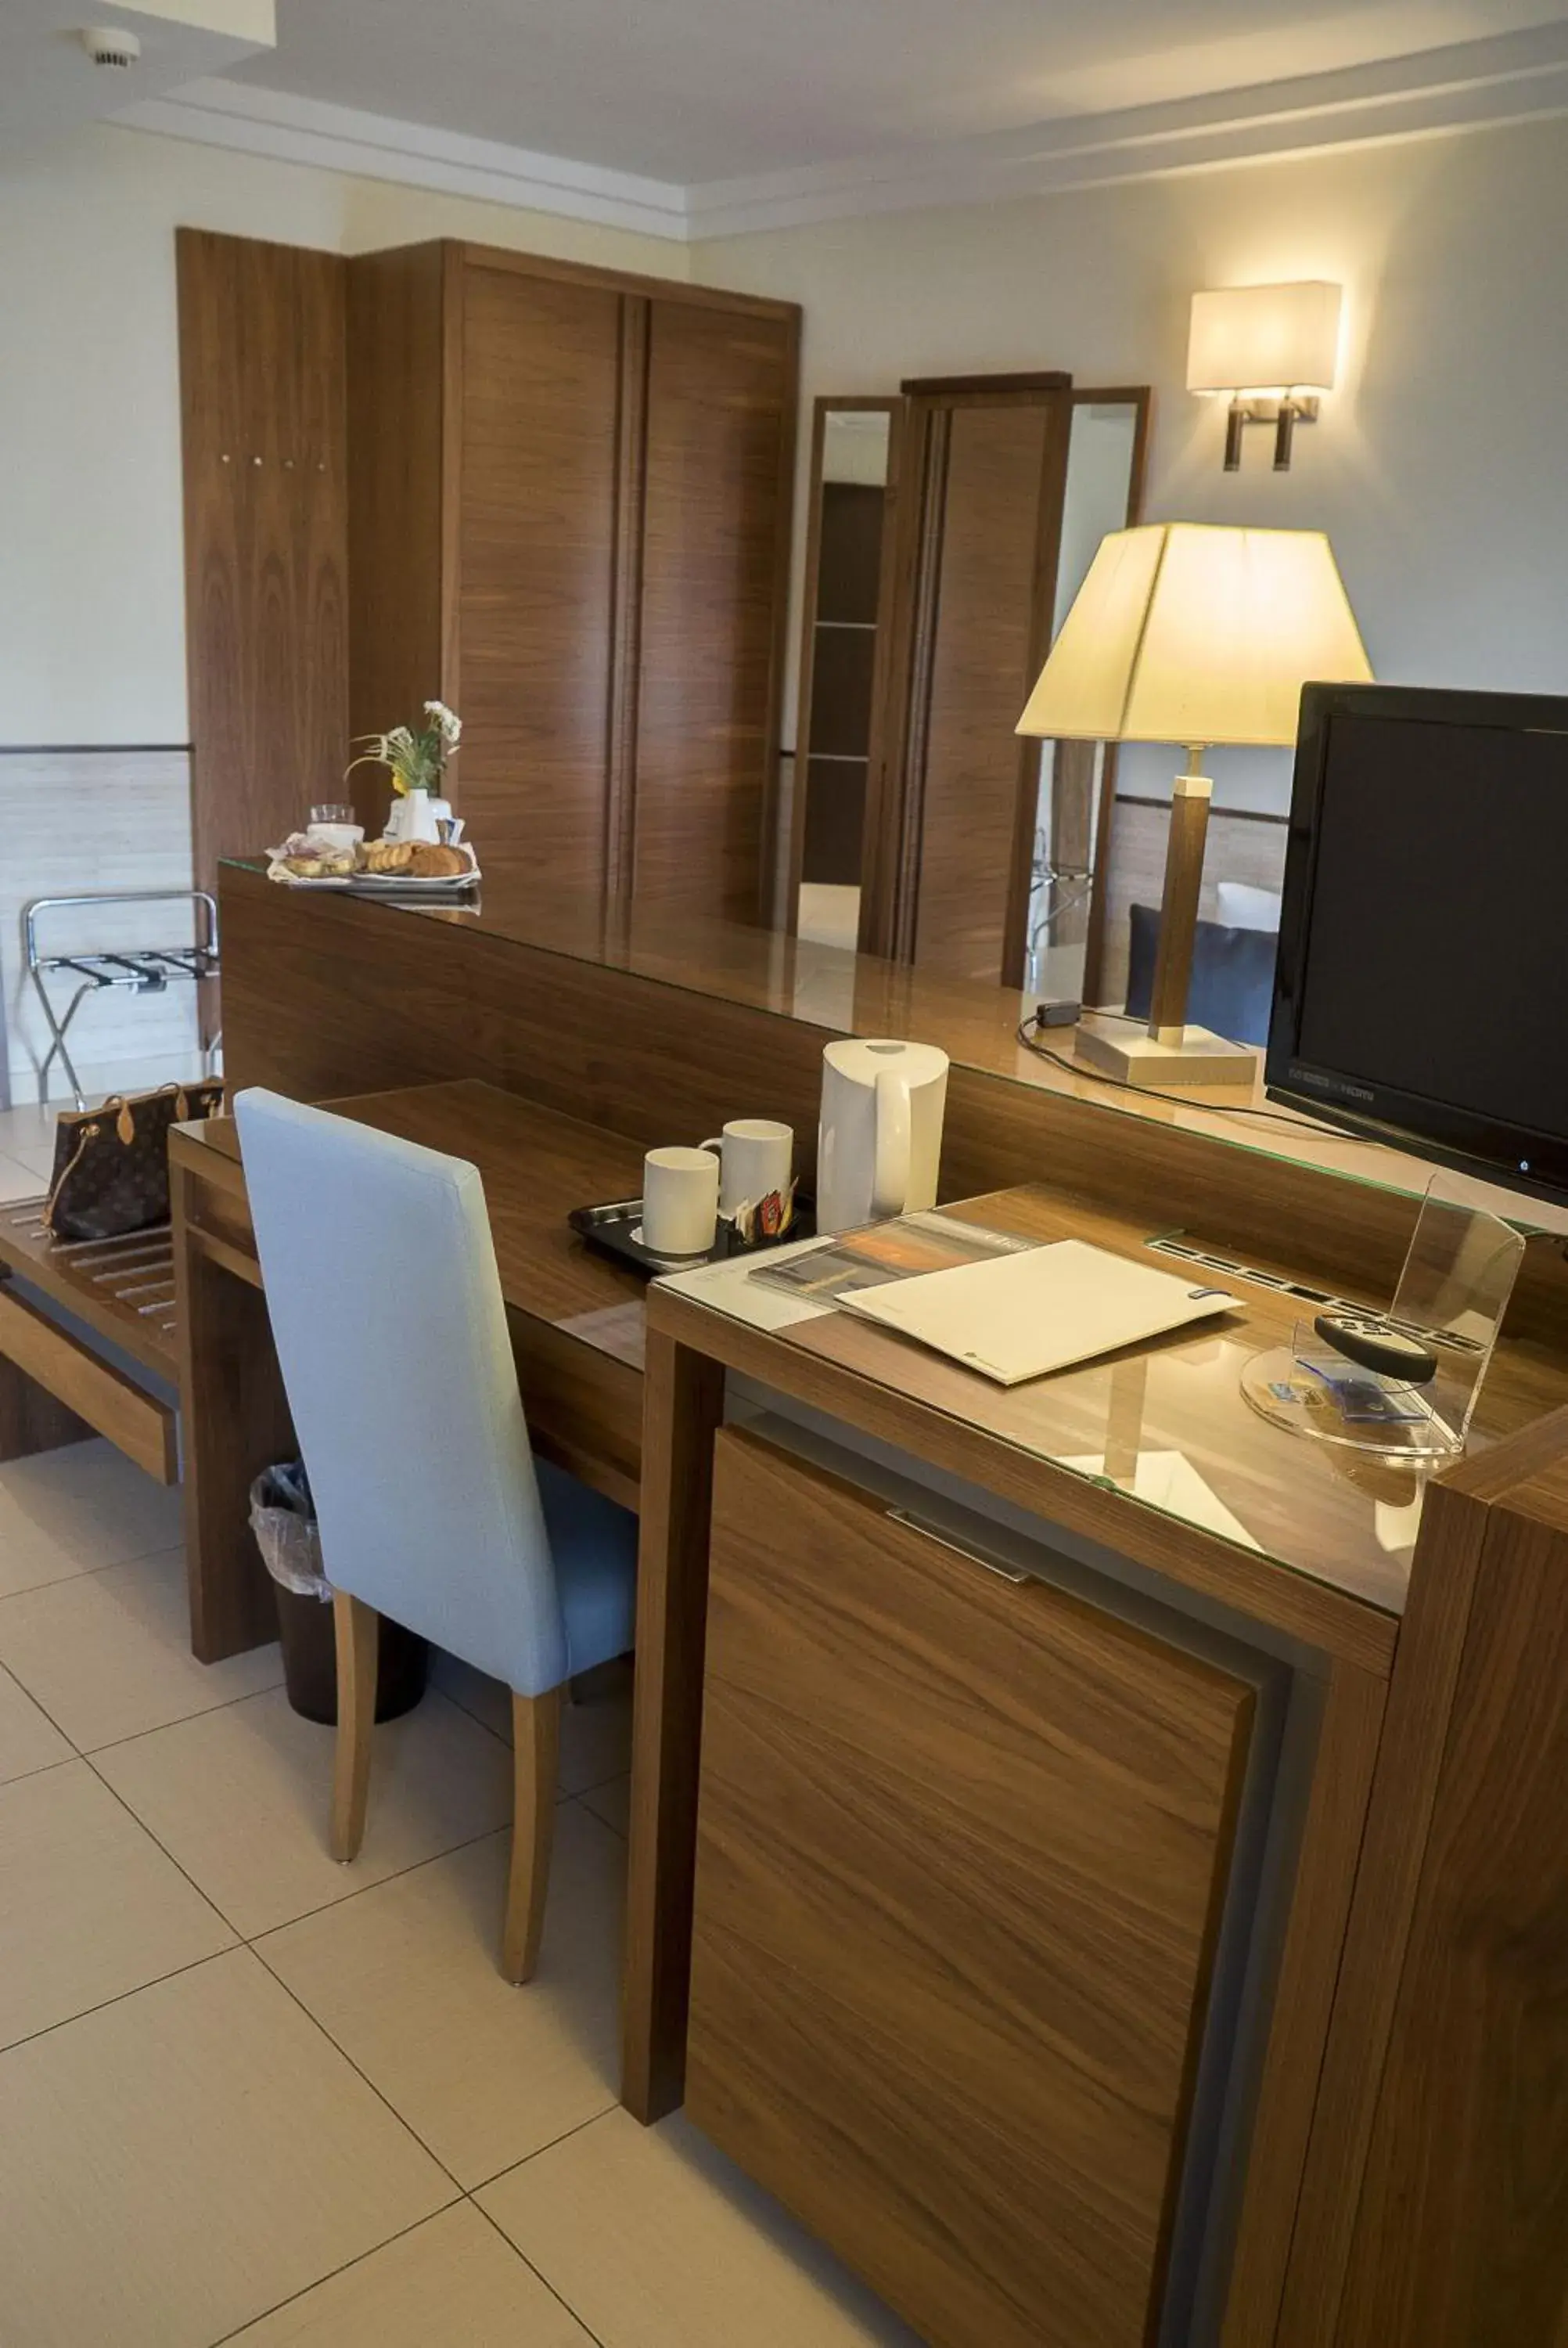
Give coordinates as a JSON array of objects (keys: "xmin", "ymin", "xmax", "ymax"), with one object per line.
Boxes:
[
  {"xmin": 331, "ymin": 1590, "xmax": 378, "ymax": 1863},
  {"xmin": 502, "ymin": 1686, "xmax": 562, "ymax": 1984}
]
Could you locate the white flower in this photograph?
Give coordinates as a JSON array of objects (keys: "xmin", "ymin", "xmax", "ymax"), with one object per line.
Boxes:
[{"xmin": 424, "ymin": 700, "xmax": 462, "ymax": 744}]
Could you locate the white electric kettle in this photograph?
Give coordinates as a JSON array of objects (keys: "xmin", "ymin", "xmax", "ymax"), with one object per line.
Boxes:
[{"xmin": 816, "ymin": 1038, "xmax": 950, "ymax": 1235}]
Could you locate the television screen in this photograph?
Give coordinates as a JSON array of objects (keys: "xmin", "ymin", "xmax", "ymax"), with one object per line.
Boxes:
[{"xmin": 1268, "ymin": 685, "xmax": 1568, "ymax": 1204}]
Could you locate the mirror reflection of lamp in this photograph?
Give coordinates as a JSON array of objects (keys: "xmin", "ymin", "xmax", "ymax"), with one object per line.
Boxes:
[
  {"xmin": 1016, "ymin": 524, "xmax": 1372, "ymax": 1088},
  {"xmin": 1187, "ymin": 283, "xmax": 1343, "ymax": 471}
]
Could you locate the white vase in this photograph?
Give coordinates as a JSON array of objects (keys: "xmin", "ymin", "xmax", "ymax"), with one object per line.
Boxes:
[{"xmin": 386, "ymin": 790, "xmax": 449, "ymax": 844}]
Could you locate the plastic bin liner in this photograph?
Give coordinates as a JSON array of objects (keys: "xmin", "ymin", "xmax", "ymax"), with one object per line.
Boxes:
[{"xmin": 249, "ymin": 1462, "xmax": 329, "ymax": 1601}]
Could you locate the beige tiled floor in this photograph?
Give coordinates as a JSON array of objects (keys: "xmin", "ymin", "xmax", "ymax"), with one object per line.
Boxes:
[{"xmin": 0, "ymin": 1439, "xmax": 920, "ymax": 2346}]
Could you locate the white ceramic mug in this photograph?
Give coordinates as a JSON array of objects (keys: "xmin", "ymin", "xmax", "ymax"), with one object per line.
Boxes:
[
  {"xmin": 642, "ymin": 1147, "xmax": 720, "ymax": 1256},
  {"xmin": 699, "ymin": 1119, "xmax": 794, "ymax": 1217}
]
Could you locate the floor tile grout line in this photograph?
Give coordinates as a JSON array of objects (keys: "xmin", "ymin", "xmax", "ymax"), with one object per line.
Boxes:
[
  {"xmin": 468, "ymin": 2187, "xmax": 613, "ymax": 2347},
  {"xmin": 0, "ymin": 1750, "xmax": 81, "ymax": 1793},
  {"xmin": 78, "ymin": 1669, "xmax": 291, "ymax": 1763},
  {"xmin": 236, "ymin": 1816, "xmax": 517, "ymax": 1946},
  {"xmin": 465, "ymin": 2094, "xmax": 620, "ymax": 2195},
  {"xmin": 0, "ymin": 1652, "xmax": 85, "ymax": 1756},
  {"xmin": 247, "ymin": 1937, "xmax": 473, "ymax": 2191},
  {"xmin": 0, "ymin": 1529, "xmax": 191, "ymax": 1609},
  {"xmin": 81, "ymin": 1751, "xmax": 246, "ymax": 1937},
  {"xmin": 0, "ymin": 1941, "xmax": 239, "ymax": 2063},
  {"xmin": 203, "ymin": 2193, "xmax": 468, "ymax": 2348}
]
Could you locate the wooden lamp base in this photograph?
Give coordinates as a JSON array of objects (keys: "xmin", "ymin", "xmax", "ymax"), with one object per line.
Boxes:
[{"xmin": 1078, "ymin": 751, "xmax": 1258, "ymax": 1090}]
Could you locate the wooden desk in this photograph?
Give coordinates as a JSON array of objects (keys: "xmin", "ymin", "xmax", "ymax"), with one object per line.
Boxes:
[
  {"xmin": 207, "ymin": 870, "xmax": 1568, "ymax": 2345},
  {"xmin": 623, "ymin": 1187, "xmax": 1568, "ymax": 2348},
  {"xmin": 170, "ymin": 1079, "xmax": 647, "ymax": 1662}
]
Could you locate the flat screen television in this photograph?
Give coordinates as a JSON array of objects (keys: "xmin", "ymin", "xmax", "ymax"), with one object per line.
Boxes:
[{"xmin": 1266, "ymin": 682, "xmax": 1568, "ymax": 1207}]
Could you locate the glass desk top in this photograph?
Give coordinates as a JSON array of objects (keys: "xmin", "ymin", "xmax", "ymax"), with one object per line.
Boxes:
[{"xmin": 656, "ymin": 1194, "xmax": 1567, "ymax": 1622}]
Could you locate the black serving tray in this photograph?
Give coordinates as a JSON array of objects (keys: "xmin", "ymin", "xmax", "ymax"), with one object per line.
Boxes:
[{"xmin": 569, "ymin": 1195, "xmax": 816, "ymax": 1279}]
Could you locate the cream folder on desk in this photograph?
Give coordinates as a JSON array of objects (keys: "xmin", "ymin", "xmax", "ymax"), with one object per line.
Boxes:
[{"xmin": 839, "ymin": 1239, "xmax": 1236, "ymax": 1385}]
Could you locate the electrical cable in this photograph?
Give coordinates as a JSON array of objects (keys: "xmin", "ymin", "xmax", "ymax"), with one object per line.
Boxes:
[{"xmin": 1012, "ymin": 1017, "xmax": 1372, "ymax": 1140}]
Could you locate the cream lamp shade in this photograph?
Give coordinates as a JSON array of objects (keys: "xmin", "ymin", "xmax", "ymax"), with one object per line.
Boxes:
[
  {"xmin": 1187, "ymin": 282, "xmax": 1342, "ymax": 394},
  {"xmin": 1016, "ymin": 522, "xmax": 1372, "ymax": 751}
]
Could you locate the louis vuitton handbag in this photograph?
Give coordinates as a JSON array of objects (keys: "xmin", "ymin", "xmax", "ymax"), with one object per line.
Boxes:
[{"xmin": 44, "ymin": 1080, "xmax": 226, "ymax": 1242}]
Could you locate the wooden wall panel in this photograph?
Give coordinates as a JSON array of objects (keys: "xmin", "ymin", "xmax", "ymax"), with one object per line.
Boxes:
[
  {"xmin": 455, "ymin": 262, "xmax": 625, "ymax": 891},
  {"xmin": 344, "ymin": 241, "xmax": 451, "ymax": 827},
  {"xmin": 1330, "ymin": 1450, "xmax": 1568, "ymax": 2347},
  {"xmin": 178, "ymin": 229, "xmax": 347, "ymax": 880},
  {"xmin": 634, "ymin": 299, "xmax": 798, "ymax": 924}
]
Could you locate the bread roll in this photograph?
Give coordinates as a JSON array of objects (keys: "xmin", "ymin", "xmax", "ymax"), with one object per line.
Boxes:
[{"xmin": 361, "ymin": 837, "xmax": 414, "ymax": 873}]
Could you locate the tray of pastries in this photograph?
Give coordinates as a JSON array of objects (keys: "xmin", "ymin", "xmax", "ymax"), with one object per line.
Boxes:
[{"xmin": 267, "ymin": 834, "xmax": 480, "ymax": 891}]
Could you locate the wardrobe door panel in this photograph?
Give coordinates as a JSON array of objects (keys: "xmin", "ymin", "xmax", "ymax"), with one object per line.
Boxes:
[
  {"xmin": 914, "ymin": 404, "xmax": 1052, "ymax": 985},
  {"xmin": 635, "ymin": 301, "xmax": 797, "ymax": 924},
  {"xmin": 457, "ymin": 264, "xmax": 624, "ymax": 890}
]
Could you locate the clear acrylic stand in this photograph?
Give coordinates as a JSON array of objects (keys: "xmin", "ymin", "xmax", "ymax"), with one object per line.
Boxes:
[{"xmin": 1240, "ymin": 1175, "xmax": 1527, "ymax": 1459}]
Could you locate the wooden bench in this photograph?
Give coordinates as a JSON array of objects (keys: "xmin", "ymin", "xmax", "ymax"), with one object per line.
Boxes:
[{"xmin": 0, "ymin": 1193, "xmax": 180, "ymax": 1483}]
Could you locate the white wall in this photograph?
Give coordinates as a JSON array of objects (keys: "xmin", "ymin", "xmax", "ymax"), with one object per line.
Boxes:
[
  {"xmin": 5, "ymin": 107, "xmax": 1567, "ymax": 783},
  {"xmin": 693, "ymin": 113, "xmax": 1568, "ymax": 811},
  {"xmin": 0, "ymin": 122, "xmax": 685, "ymax": 748}
]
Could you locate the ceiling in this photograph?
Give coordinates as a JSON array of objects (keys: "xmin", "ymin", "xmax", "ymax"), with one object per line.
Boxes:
[
  {"xmin": 2, "ymin": 0, "xmax": 272, "ymax": 149},
  {"xmin": 224, "ymin": 0, "xmax": 1568, "ymax": 182}
]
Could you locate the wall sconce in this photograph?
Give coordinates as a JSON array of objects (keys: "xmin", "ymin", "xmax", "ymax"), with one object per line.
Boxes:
[{"xmin": 1187, "ymin": 282, "xmax": 1343, "ymax": 472}]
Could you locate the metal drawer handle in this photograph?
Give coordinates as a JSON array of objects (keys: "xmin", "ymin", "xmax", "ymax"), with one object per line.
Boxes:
[{"xmin": 886, "ymin": 1508, "xmax": 1030, "ymax": 1584}]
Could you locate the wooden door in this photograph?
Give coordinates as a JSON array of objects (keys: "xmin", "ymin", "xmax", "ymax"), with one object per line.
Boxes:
[
  {"xmin": 455, "ymin": 260, "xmax": 628, "ymax": 892},
  {"xmin": 178, "ymin": 229, "xmax": 347, "ymax": 885},
  {"xmin": 686, "ymin": 1428, "xmax": 1257, "ymax": 2348},
  {"xmin": 633, "ymin": 298, "xmax": 797, "ymax": 924},
  {"xmin": 880, "ymin": 378, "xmax": 1070, "ymax": 985}
]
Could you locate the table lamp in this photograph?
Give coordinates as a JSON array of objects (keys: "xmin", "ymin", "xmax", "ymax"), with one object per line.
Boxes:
[{"xmin": 1016, "ymin": 522, "xmax": 1372, "ymax": 1086}]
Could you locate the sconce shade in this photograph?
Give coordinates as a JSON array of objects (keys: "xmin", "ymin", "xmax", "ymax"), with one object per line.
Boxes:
[
  {"xmin": 1187, "ymin": 281, "xmax": 1342, "ymax": 393},
  {"xmin": 1016, "ymin": 523, "xmax": 1372, "ymax": 750}
]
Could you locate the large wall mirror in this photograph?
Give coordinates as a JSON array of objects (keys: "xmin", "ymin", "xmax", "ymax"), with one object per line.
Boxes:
[{"xmin": 789, "ymin": 374, "xmax": 1149, "ymax": 996}]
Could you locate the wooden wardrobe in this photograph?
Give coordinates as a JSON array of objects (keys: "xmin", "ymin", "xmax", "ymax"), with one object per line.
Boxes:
[{"xmin": 345, "ymin": 242, "xmax": 800, "ymax": 922}]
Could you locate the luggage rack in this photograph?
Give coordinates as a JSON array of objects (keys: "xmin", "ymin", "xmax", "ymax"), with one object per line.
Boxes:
[{"xmin": 23, "ymin": 889, "xmax": 221, "ymax": 1110}]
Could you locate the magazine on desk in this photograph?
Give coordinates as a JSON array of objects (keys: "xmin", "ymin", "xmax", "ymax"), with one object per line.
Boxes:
[{"xmin": 746, "ymin": 1211, "xmax": 1038, "ymax": 1302}]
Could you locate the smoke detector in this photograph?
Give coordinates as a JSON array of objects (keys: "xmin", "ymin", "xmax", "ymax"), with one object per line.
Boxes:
[{"xmin": 81, "ymin": 25, "xmax": 142, "ymax": 68}]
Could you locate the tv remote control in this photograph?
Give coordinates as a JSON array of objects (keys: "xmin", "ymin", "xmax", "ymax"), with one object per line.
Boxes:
[{"xmin": 1314, "ymin": 1312, "xmax": 1438, "ymax": 1386}]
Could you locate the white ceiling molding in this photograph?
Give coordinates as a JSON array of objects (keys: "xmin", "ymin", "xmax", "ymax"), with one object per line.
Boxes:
[
  {"xmin": 115, "ymin": 75, "xmax": 690, "ymax": 240},
  {"xmin": 113, "ymin": 19, "xmax": 1568, "ymax": 247},
  {"xmin": 685, "ymin": 20, "xmax": 1568, "ymax": 237}
]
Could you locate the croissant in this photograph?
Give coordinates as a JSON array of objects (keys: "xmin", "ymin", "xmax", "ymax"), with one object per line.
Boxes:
[{"xmin": 407, "ymin": 843, "xmax": 468, "ymax": 877}]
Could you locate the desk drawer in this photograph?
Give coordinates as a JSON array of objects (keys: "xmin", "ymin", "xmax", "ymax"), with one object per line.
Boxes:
[{"xmin": 686, "ymin": 1426, "xmax": 1257, "ymax": 2348}]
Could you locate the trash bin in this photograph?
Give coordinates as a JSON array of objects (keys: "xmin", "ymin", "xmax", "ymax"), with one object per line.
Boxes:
[{"xmin": 250, "ymin": 1464, "xmax": 428, "ymax": 1726}]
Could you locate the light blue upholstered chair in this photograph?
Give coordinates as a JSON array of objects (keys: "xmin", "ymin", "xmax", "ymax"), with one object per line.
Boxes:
[{"xmin": 232, "ymin": 1088, "xmax": 638, "ymax": 1982}]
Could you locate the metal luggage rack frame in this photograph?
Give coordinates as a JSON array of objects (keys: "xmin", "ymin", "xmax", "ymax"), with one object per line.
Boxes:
[{"xmin": 23, "ymin": 889, "xmax": 221, "ymax": 1110}]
